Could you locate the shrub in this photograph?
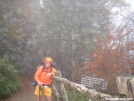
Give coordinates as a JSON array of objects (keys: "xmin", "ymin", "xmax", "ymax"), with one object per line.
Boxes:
[{"xmin": 0, "ymin": 55, "xmax": 21, "ymax": 100}]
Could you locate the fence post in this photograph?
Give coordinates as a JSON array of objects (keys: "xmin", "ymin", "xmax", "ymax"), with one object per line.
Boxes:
[{"xmin": 52, "ymin": 71, "xmax": 69, "ymax": 101}]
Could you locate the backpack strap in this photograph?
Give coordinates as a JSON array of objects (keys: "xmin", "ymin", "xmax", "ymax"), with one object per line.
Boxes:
[{"xmin": 42, "ymin": 65, "xmax": 45, "ymax": 72}]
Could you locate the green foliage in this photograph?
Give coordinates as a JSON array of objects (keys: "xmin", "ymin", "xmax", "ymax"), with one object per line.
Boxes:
[
  {"xmin": 0, "ymin": 55, "xmax": 21, "ymax": 100},
  {"xmin": 66, "ymin": 86, "xmax": 89, "ymax": 101},
  {"xmin": 0, "ymin": 55, "xmax": 8, "ymax": 64}
]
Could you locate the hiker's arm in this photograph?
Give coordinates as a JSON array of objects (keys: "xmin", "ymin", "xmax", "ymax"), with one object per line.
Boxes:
[
  {"xmin": 51, "ymin": 68, "xmax": 57, "ymax": 76},
  {"xmin": 34, "ymin": 66, "xmax": 43, "ymax": 85},
  {"xmin": 46, "ymin": 68, "xmax": 56, "ymax": 77}
]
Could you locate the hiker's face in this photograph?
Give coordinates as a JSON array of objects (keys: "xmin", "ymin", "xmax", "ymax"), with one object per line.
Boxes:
[{"xmin": 45, "ymin": 61, "xmax": 51, "ymax": 68}]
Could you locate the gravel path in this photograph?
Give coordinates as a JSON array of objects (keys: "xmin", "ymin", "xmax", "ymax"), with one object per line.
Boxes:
[{"xmin": 2, "ymin": 79, "xmax": 37, "ymax": 101}]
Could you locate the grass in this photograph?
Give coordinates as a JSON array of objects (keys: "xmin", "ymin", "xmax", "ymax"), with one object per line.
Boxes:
[{"xmin": 65, "ymin": 85, "xmax": 89, "ymax": 101}]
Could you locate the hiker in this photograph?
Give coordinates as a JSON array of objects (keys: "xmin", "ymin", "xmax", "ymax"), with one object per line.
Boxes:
[{"xmin": 34, "ymin": 57, "xmax": 57, "ymax": 101}]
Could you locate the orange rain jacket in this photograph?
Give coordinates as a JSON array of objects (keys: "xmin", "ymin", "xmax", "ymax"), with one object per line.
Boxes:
[{"xmin": 35, "ymin": 66, "xmax": 56, "ymax": 85}]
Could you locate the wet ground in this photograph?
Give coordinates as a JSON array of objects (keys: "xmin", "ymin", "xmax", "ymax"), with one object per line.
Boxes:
[{"xmin": 1, "ymin": 78, "xmax": 37, "ymax": 101}]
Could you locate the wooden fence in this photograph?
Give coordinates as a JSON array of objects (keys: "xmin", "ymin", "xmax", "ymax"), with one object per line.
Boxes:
[{"xmin": 51, "ymin": 71, "xmax": 132, "ymax": 101}]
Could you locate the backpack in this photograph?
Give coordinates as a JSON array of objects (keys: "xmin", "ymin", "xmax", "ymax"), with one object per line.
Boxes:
[
  {"xmin": 32, "ymin": 63, "xmax": 55, "ymax": 87},
  {"xmin": 32, "ymin": 65, "xmax": 44, "ymax": 87}
]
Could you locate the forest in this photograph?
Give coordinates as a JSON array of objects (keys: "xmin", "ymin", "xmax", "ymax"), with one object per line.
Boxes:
[{"xmin": 0, "ymin": 0, "xmax": 134, "ymax": 101}]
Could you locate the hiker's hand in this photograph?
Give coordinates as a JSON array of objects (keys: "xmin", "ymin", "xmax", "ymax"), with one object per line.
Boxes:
[
  {"xmin": 46, "ymin": 73, "xmax": 52, "ymax": 76},
  {"xmin": 38, "ymin": 81, "xmax": 43, "ymax": 86}
]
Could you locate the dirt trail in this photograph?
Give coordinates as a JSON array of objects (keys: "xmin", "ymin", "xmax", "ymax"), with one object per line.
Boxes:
[{"xmin": 2, "ymin": 78, "xmax": 36, "ymax": 101}]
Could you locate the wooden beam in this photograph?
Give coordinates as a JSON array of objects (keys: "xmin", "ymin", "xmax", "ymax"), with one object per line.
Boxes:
[
  {"xmin": 52, "ymin": 71, "xmax": 69, "ymax": 101},
  {"xmin": 52, "ymin": 72, "xmax": 121, "ymax": 101}
]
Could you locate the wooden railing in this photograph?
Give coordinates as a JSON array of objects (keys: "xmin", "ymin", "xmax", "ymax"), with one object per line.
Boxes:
[{"xmin": 51, "ymin": 71, "xmax": 124, "ymax": 101}]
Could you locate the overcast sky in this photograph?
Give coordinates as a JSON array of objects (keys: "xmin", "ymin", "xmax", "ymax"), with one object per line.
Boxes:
[{"xmin": 124, "ymin": 0, "xmax": 134, "ymax": 10}]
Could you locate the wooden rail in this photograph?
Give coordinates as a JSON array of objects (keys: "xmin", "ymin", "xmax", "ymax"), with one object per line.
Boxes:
[{"xmin": 52, "ymin": 71, "xmax": 131, "ymax": 101}]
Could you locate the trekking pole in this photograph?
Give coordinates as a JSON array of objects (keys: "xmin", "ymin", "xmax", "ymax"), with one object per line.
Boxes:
[
  {"xmin": 39, "ymin": 84, "xmax": 48, "ymax": 101},
  {"xmin": 42, "ymin": 84, "xmax": 49, "ymax": 100},
  {"xmin": 39, "ymin": 85, "xmax": 40, "ymax": 101},
  {"xmin": 39, "ymin": 85, "xmax": 42, "ymax": 101}
]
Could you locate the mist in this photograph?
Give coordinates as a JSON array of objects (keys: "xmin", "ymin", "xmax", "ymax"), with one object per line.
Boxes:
[{"xmin": 0, "ymin": 0, "xmax": 131, "ymax": 80}]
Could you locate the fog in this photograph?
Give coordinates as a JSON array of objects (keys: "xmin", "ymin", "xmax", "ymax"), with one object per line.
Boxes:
[{"xmin": 0, "ymin": 0, "xmax": 131, "ymax": 80}]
